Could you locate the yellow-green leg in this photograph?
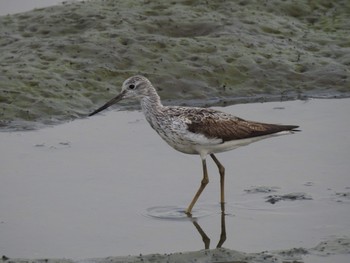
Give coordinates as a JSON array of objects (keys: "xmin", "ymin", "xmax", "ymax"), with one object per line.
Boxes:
[
  {"xmin": 186, "ymin": 159, "xmax": 209, "ymax": 215},
  {"xmin": 210, "ymin": 154, "xmax": 225, "ymax": 204}
]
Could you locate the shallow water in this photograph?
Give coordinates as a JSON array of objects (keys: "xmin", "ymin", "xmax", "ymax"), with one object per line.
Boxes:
[
  {"xmin": 0, "ymin": 0, "xmax": 65, "ymax": 16},
  {"xmin": 144, "ymin": 206, "xmax": 215, "ymax": 220},
  {"xmin": 1, "ymin": 99, "xmax": 349, "ymax": 261}
]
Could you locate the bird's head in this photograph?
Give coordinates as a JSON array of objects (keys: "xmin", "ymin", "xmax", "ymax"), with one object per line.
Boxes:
[{"xmin": 89, "ymin": 75, "xmax": 153, "ymax": 116}]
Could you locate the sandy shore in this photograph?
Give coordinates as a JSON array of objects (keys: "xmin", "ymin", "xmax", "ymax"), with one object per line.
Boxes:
[
  {"xmin": 1, "ymin": 0, "xmax": 349, "ymax": 130},
  {"xmin": 1, "ymin": 98, "xmax": 349, "ymax": 262}
]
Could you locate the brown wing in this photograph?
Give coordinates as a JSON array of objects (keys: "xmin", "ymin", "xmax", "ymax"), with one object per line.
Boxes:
[{"xmin": 186, "ymin": 111, "xmax": 299, "ymax": 142}]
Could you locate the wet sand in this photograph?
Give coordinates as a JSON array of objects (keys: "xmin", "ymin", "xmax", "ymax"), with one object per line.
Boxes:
[
  {"xmin": 1, "ymin": 98, "xmax": 350, "ymax": 262},
  {"xmin": 1, "ymin": 0, "xmax": 349, "ymax": 130}
]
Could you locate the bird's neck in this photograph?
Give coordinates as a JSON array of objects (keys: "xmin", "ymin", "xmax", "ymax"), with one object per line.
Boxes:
[{"xmin": 140, "ymin": 90, "xmax": 164, "ymax": 118}]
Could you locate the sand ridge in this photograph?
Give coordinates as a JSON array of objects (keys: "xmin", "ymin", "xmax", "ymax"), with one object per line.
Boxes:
[{"xmin": 1, "ymin": 0, "xmax": 350, "ymax": 130}]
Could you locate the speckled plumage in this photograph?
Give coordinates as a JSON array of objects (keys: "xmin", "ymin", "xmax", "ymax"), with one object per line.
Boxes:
[{"xmin": 89, "ymin": 75, "xmax": 299, "ymax": 214}]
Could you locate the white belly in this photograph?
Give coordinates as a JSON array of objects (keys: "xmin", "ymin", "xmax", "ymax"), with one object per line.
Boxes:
[{"xmin": 160, "ymin": 129, "xmax": 292, "ymax": 159}]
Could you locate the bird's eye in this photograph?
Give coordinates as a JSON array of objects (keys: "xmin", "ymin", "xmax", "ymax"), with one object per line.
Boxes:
[{"xmin": 129, "ymin": 84, "xmax": 135, "ymax": 89}]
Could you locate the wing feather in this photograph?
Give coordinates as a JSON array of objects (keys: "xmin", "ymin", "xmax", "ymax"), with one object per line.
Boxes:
[{"xmin": 184, "ymin": 109, "xmax": 298, "ymax": 142}]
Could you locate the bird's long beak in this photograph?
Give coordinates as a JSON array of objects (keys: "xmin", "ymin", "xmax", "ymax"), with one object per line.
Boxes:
[{"xmin": 89, "ymin": 91, "xmax": 125, "ymax": 116}]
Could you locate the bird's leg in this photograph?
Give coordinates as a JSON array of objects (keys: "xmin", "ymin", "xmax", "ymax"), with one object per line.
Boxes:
[
  {"xmin": 185, "ymin": 158, "xmax": 209, "ymax": 215},
  {"xmin": 210, "ymin": 154, "xmax": 225, "ymax": 204}
]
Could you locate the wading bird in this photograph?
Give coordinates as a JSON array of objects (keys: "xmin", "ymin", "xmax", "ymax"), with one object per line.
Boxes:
[{"xmin": 89, "ymin": 75, "xmax": 299, "ymax": 214}]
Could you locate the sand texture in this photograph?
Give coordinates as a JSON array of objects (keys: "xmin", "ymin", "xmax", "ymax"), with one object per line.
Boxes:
[
  {"xmin": 1, "ymin": 0, "xmax": 350, "ymax": 130},
  {"xmin": 1, "ymin": 237, "xmax": 349, "ymax": 263}
]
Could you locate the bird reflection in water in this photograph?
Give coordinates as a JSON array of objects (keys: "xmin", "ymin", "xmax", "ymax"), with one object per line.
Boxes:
[{"xmin": 188, "ymin": 203, "xmax": 227, "ymax": 249}]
